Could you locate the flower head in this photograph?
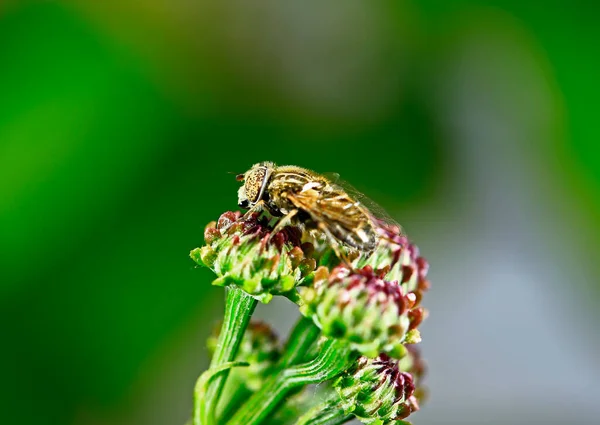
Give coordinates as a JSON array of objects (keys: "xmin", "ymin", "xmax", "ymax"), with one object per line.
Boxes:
[
  {"xmin": 191, "ymin": 211, "xmax": 316, "ymax": 302},
  {"xmin": 356, "ymin": 221, "xmax": 430, "ymax": 300},
  {"xmin": 334, "ymin": 353, "xmax": 419, "ymax": 424},
  {"xmin": 299, "ymin": 265, "xmax": 420, "ymax": 358},
  {"xmin": 299, "ymin": 220, "xmax": 430, "ymax": 358}
]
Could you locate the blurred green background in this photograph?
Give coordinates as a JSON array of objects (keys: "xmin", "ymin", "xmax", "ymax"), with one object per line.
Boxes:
[{"xmin": 1, "ymin": 1, "xmax": 599, "ymax": 425}]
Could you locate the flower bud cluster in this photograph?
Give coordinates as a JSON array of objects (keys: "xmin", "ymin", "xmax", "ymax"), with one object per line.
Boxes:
[
  {"xmin": 296, "ymin": 220, "xmax": 430, "ymax": 423},
  {"xmin": 190, "ymin": 211, "xmax": 316, "ymax": 303},
  {"xmin": 358, "ymin": 222, "xmax": 430, "ymax": 302},
  {"xmin": 299, "ymin": 223, "xmax": 430, "ymax": 359},
  {"xmin": 194, "ymin": 208, "xmax": 431, "ymax": 424},
  {"xmin": 334, "ymin": 353, "xmax": 420, "ymax": 424},
  {"xmin": 299, "ymin": 265, "xmax": 420, "ymax": 358}
]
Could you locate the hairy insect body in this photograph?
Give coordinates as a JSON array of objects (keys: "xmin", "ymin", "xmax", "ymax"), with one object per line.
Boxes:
[
  {"xmin": 237, "ymin": 162, "xmax": 379, "ymax": 252},
  {"xmin": 265, "ymin": 167, "xmax": 319, "ymax": 212}
]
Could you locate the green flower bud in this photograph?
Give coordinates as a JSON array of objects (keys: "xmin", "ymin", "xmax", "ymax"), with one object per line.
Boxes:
[
  {"xmin": 334, "ymin": 354, "xmax": 419, "ymax": 424},
  {"xmin": 191, "ymin": 211, "xmax": 317, "ymax": 303},
  {"xmin": 356, "ymin": 222, "xmax": 430, "ymax": 301},
  {"xmin": 297, "ymin": 222, "xmax": 431, "ymax": 357},
  {"xmin": 299, "ymin": 265, "xmax": 415, "ymax": 358}
]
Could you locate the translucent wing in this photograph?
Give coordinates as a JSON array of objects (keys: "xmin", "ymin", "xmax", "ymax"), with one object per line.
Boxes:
[
  {"xmin": 286, "ymin": 185, "xmax": 378, "ymax": 251},
  {"xmin": 322, "ymin": 172, "xmax": 341, "ymax": 184},
  {"xmin": 321, "ymin": 172, "xmax": 405, "ymax": 235}
]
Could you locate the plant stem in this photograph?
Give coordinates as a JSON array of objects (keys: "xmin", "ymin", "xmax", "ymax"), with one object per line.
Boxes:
[
  {"xmin": 194, "ymin": 286, "xmax": 257, "ymax": 425},
  {"xmin": 292, "ymin": 389, "xmax": 350, "ymax": 425},
  {"xmin": 216, "ymin": 316, "xmax": 320, "ymax": 421},
  {"xmin": 298, "ymin": 410, "xmax": 352, "ymax": 425},
  {"xmin": 293, "ymin": 401, "xmax": 351, "ymax": 425},
  {"xmin": 225, "ymin": 339, "xmax": 352, "ymax": 425},
  {"xmin": 278, "ymin": 315, "xmax": 321, "ymax": 367},
  {"xmin": 216, "ymin": 381, "xmax": 252, "ymax": 421}
]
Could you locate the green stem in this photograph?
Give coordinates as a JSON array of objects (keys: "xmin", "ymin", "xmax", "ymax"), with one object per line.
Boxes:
[
  {"xmin": 292, "ymin": 389, "xmax": 350, "ymax": 425},
  {"xmin": 216, "ymin": 382, "xmax": 251, "ymax": 421},
  {"xmin": 226, "ymin": 339, "xmax": 352, "ymax": 425},
  {"xmin": 216, "ymin": 316, "xmax": 319, "ymax": 421},
  {"xmin": 294, "ymin": 401, "xmax": 351, "ymax": 425},
  {"xmin": 194, "ymin": 286, "xmax": 257, "ymax": 425},
  {"xmin": 278, "ymin": 315, "xmax": 321, "ymax": 367}
]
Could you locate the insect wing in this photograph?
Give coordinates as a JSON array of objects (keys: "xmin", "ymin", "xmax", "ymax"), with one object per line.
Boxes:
[
  {"xmin": 321, "ymin": 172, "xmax": 404, "ymax": 235},
  {"xmin": 287, "ymin": 187, "xmax": 377, "ymax": 250}
]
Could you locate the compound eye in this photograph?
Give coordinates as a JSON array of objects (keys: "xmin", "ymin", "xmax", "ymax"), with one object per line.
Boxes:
[
  {"xmin": 238, "ymin": 199, "xmax": 250, "ymax": 209},
  {"xmin": 235, "ymin": 173, "xmax": 245, "ymax": 182}
]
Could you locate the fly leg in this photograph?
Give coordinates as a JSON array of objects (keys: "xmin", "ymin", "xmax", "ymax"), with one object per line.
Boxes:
[
  {"xmin": 316, "ymin": 221, "xmax": 353, "ymax": 267},
  {"xmin": 220, "ymin": 200, "xmax": 270, "ymax": 233},
  {"xmin": 267, "ymin": 209, "xmax": 299, "ymax": 240},
  {"xmin": 242, "ymin": 200, "xmax": 267, "ymax": 218}
]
